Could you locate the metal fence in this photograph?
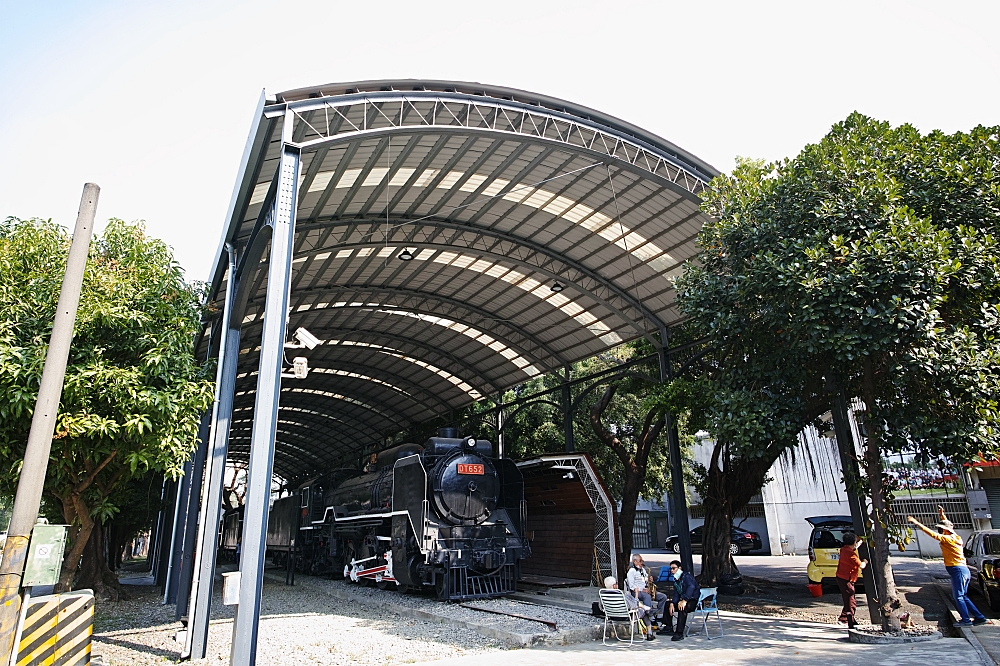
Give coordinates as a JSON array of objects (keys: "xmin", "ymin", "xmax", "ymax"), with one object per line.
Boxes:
[
  {"xmin": 688, "ymin": 502, "xmax": 765, "ymax": 520},
  {"xmin": 632, "ymin": 511, "xmax": 651, "ymax": 549},
  {"xmin": 889, "ymin": 497, "xmax": 972, "ymax": 529}
]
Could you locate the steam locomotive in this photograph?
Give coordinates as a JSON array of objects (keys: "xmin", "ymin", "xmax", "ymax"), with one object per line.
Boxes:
[{"xmin": 221, "ymin": 430, "xmax": 529, "ymax": 601}]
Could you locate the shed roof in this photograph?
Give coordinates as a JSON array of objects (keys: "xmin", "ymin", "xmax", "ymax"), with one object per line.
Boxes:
[{"xmin": 203, "ymin": 80, "xmax": 718, "ymax": 481}]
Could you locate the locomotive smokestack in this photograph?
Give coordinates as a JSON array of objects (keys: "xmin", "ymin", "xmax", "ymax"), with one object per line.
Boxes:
[{"xmin": 438, "ymin": 427, "xmax": 460, "ymax": 439}]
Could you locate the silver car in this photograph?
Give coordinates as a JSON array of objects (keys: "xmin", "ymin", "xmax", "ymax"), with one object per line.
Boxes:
[{"xmin": 964, "ymin": 530, "xmax": 1000, "ymax": 611}]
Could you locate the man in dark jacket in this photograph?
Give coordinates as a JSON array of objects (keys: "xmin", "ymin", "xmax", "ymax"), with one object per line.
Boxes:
[{"xmin": 666, "ymin": 560, "xmax": 700, "ymax": 641}]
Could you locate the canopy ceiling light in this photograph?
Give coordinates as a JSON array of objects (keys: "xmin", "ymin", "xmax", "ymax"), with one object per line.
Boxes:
[
  {"xmin": 550, "ymin": 282, "xmax": 565, "ymax": 293},
  {"xmin": 397, "ymin": 249, "xmax": 414, "ymax": 261}
]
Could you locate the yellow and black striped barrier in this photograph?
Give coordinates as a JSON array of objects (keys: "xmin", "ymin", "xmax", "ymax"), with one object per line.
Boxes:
[{"xmin": 13, "ymin": 590, "xmax": 93, "ymax": 665}]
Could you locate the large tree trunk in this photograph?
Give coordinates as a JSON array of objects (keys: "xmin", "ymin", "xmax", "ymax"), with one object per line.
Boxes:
[
  {"xmin": 701, "ymin": 497, "xmax": 736, "ymax": 584},
  {"xmin": 862, "ymin": 360, "xmax": 901, "ymax": 631},
  {"xmin": 700, "ymin": 440, "xmax": 737, "ymax": 586},
  {"xmin": 74, "ymin": 524, "xmax": 126, "ymax": 600},
  {"xmin": 56, "ymin": 494, "xmax": 94, "ymax": 593},
  {"xmin": 700, "ymin": 441, "xmax": 781, "ymax": 587}
]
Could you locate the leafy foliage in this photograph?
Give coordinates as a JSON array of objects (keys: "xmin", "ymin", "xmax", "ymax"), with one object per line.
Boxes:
[
  {"xmin": 0, "ymin": 217, "xmax": 214, "ymax": 590},
  {"xmin": 470, "ymin": 344, "xmax": 678, "ymax": 502},
  {"xmin": 672, "ymin": 114, "xmax": 1000, "ymax": 625}
]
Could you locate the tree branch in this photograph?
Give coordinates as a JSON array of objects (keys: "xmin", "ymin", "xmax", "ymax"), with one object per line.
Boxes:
[
  {"xmin": 74, "ymin": 450, "xmax": 118, "ymax": 494},
  {"xmin": 589, "ymin": 383, "xmax": 631, "ymax": 466}
]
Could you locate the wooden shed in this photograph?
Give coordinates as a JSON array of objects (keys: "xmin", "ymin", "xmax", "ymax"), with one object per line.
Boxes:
[{"xmin": 516, "ymin": 454, "xmax": 619, "ymax": 587}]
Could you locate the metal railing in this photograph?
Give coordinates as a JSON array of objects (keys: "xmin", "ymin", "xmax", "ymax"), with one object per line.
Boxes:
[{"xmin": 889, "ymin": 497, "xmax": 973, "ymax": 529}]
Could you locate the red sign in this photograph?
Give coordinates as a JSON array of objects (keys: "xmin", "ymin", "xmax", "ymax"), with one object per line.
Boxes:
[{"xmin": 457, "ymin": 463, "xmax": 484, "ymax": 475}]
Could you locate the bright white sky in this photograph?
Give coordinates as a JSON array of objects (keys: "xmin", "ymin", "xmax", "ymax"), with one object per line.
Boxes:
[{"xmin": 1, "ymin": 0, "xmax": 998, "ymax": 281}]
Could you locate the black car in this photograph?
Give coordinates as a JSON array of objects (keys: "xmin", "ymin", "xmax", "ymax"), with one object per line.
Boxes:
[{"xmin": 665, "ymin": 525, "xmax": 763, "ymax": 555}]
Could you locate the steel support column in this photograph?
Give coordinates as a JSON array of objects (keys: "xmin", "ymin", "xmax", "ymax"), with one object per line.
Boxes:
[
  {"xmin": 562, "ymin": 366, "xmax": 574, "ymax": 452},
  {"xmin": 665, "ymin": 412, "xmax": 693, "ymax": 573},
  {"xmin": 496, "ymin": 399, "xmax": 505, "ymax": 459},
  {"xmin": 175, "ymin": 414, "xmax": 211, "ymax": 620},
  {"xmin": 148, "ymin": 477, "xmax": 166, "ymax": 581},
  {"xmin": 230, "ymin": 113, "xmax": 300, "ymax": 666},
  {"xmin": 155, "ymin": 479, "xmax": 177, "ymax": 589},
  {"xmin": 187, "ymin": 247, "xmax": 240, "ymax": 660},
  {"xmin": 660, "ymin": 333, "xmax": 693, "ymax": 572},
  {"xmin": 831, "ymin": 386, "xmax": 880, "ymax": 624},
  {"xmin": 164, "ymin": 457, "xmax": 192, "ymax": 604}
]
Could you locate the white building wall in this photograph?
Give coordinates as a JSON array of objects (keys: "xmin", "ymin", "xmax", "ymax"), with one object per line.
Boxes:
[
  {"xmin": 690, "ymin": 427, "xmax": 852, "ymax": 556},
  {"xmin": 765, "ymin": 428, "xmax": 850, "ymax": 555}
]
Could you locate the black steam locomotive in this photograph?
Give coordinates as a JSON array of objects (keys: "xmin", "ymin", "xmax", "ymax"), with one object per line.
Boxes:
[{"xmin": 220, "ymin": 431, "xmax": 529, "ymax": 601}]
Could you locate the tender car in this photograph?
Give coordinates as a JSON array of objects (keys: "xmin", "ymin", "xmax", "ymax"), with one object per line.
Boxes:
[
  {"xmin": 806, "ymin": 515, "xmax": 869, "ymax": 587},
  {"xmin": 665, "ymin": 525, "xmax": 763, "ymax": 556},
  {"xmin": 964, "ymin": 530, "xmax": 1000, "ymax": 610}
]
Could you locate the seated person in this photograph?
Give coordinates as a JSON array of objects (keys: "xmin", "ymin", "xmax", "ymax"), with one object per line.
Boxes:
[
  {"xmin": 665, "ymin": 560, "xmax": 700, "ymax": 642},
  {"xmin": 625, "ymin": 554, "xmax": 668, "ymax": 631},
  {"xmin": 603, "ymin": 576, "xmax": 655, "ymax": 641}
]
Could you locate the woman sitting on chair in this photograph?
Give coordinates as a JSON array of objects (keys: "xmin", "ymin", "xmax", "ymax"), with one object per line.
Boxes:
[{"xmin": 604, "ymin": 576, "xmax": 655, "ymax": 641}]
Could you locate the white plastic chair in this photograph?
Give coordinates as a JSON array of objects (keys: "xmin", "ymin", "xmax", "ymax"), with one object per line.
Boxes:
[
  {"xmin": 684, "ymin": 587, "xmax": 723, "ymax": 639},
  {"xmin": 598, "ymin": 588, "xmax": 643, "ymax": 646}
]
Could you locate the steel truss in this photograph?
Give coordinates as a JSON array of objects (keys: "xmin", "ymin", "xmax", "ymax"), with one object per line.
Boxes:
[{"xmin": 267, "ymin": 93, "xmax": 710, "ymax": 196}]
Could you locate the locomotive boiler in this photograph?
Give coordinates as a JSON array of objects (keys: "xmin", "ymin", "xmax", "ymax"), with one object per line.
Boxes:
[{"xmin": 240, "ymin": 430, "xmax": 529, "ymax": 601}]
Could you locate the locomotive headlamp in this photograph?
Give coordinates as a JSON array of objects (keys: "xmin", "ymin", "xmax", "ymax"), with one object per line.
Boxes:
[{"xmin": 464, "ymin": 437, "xmax": 477, "ymax": 449}]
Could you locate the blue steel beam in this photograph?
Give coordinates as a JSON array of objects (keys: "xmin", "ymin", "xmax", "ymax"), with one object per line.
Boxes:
[
  {"xmin": 187, "ymin": 245, "xmax": 240, "ymax": 659},
  {"xmin": 230, "ymin": 110, "xmax": 299, "ymax": 666}
]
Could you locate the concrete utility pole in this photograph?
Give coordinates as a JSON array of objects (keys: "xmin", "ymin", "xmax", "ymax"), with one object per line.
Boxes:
[
  {"xmin": 0, "ymin": 183, "xmax": 99, "ymax": 660},
  {"xmin": 830, "ymin": 385, "xmax": 881, "ymax": 625}
]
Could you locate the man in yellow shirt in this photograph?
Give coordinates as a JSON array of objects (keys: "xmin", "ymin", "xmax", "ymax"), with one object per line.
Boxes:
[{"xmin": 908, "ymin": 506, "xmax": 987, "ymax": 626}]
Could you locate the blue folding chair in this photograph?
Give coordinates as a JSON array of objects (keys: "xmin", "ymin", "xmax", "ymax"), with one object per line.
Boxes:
[{"xmin": 685, "ymin": 587, "xmax": 724, "ymax": 639}]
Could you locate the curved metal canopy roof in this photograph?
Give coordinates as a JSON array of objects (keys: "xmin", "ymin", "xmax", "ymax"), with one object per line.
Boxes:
[{"xmin": 203, "ymin": 79, "xmax": 718, "ymax": 482}]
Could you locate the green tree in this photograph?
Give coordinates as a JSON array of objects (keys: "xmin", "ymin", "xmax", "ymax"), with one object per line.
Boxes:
[
  {"xmin": 673, "ymin": 116, "xmax": 1000, "ymax": 629},
  {"xmin": 0, "ymin": 217, "xmax": 214, "ymax": 596},
  {"xmin": 475, "ymin": 343, "xmax": 685, "ymax": 580},
  {"xmin": 648, "ymin": 328, "xmax": 826, "ymax": 587}
]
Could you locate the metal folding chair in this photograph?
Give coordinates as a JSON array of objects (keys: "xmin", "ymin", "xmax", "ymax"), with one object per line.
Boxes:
[
  {"xmin": 685, "ymin": 587, "xmax": 724, "ymax": 639},
  {"xmin": 598, "ymin": 588, "xmax": 643, "ymax": 646}
]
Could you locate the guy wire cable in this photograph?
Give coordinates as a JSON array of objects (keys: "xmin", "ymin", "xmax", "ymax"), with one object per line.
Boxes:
[
  {"xmin": 384, "ymin": 136, "xmax": 390, "ymax": 266},
  {"xmin": 606, "ymin": 163, "xmax": 649, "ymax": 338}
]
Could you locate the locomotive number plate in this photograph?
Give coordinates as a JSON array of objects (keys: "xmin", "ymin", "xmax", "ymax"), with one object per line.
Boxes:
[{"xmin": 457, "ymin": 463, "xmax": 485, "ymax": 475}]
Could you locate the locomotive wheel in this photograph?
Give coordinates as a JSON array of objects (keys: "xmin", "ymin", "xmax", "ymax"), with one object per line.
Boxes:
[
  {"xmin": 396, "ymin": 584, "xmax": 411, "ymax": 594},
  {"xmin": 376, "ymin": 580, "xmax": 395, "ymax": 591}
]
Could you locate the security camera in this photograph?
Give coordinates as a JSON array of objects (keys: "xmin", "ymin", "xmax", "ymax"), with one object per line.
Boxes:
[
  {"xmin": 292, "ymin": 356, "xmax": 309, "ymax": 379},
  {"xmin": 294, "ymin": 327, "xmax": 321, "ymax": 350}
]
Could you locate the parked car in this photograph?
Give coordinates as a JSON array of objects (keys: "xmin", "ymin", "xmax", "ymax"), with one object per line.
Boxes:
[
  {"xmin": 665, "ymin": 525, "xmax": 763, "ymax": 556},
  {"xmin": 964, "ymin": 530, "xmax": 1000, "ymax": 610},
  {"xmin": 806, "ymin": 515, "xmax": 869, "ymax": 587}
]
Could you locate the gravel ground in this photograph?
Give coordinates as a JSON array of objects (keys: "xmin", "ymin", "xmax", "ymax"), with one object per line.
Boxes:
[
  {"xmin": 93, "ymin": 573, "xmax": 519, "ymax": 666},
  {"xmin": 289, "ymin": 574, "xmax": 599, "ymax": 635},
  {"xmin": 92, "ymin": 569, "xmax": 604, "ymax": 666}
]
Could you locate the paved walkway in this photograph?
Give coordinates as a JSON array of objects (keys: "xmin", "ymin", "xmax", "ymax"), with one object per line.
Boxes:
[{"xmin": 414, "ymin": 614, "xmax": 979, "ymax": 666}]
